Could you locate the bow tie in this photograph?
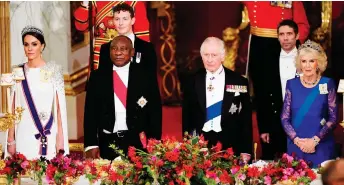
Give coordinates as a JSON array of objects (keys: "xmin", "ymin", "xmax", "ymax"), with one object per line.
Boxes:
[{"xmin": 113, "ymin": 68, "xmax": 129, "ymax": 72}]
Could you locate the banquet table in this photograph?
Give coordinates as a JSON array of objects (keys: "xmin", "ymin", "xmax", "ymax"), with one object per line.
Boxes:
[{"xmin": 18, "ymin": 175, "xmax": 323, "ymax": 185}]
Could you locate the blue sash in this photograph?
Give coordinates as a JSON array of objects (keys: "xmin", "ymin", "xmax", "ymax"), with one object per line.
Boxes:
[
  {"xmin": 21, "ymin": 66, "xmax": 53, "ymax": 156},
  {"xmin": 206, "ymin": 100, "xmax": 223, "ymax": 122},
  {"xmin": 293, "ymin": 78, "xmax": 329, "ymax": 129}
]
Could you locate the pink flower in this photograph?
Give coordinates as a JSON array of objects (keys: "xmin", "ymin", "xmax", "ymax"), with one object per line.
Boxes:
[
  {"xmin": 205, "ymin": 170, "xmax": 217, "ymax": 179},
  {"xmin": 230, "ymin": 166, "xmax": 240, "ymax": 174},
  {"xmin": 238, "ymin": 173, "xmax": 246, "ymax": 181},
  {"xmin": 281, "ymin": 175, "xmax": 288, "ymax": 180},
  {"xmin": 20, "ymin": 160, "xmax": 29, "ymax": 169},
  {"xmin": 264, "ymin": 176, "xmax": 272, "ymax": 185},
  {"xmin": 299, "ymin": 160, "xmax": 309, "ymax": 168},
  {"xmin": 151, "ymin": 156, "xmax": 157, "ymax": 161},
  {"xmin": 282, "ymin": 153, "xmax": 294, "ymax": 163},
  {"xmin": 282, "ymin": 168, "xmax": 294, "ymax": 176},
  {"xmin": 172, "ymin": 148, "xmax": 180, "ymax": 153}
]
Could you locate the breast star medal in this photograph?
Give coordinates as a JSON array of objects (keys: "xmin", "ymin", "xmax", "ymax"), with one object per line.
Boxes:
[{"xmin": 137, "ymin": 96, "xmax": 148, "ymax": 108}]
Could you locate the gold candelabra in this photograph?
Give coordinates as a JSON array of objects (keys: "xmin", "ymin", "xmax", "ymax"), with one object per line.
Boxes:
[
  {"xmin": 0, "ymin": 107, "xmax": 24, "ymax": 132},
  {"xmin": 0, "ymin": 70, "xmax": 25, "ymax": 131}
]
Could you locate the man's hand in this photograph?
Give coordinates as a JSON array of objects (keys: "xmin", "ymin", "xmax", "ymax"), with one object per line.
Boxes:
[
  {"xmin": 85, "ymin": 148, "xmax": 100, "ymax": 159},
  {"xmin": 260, "ymin": 133, "xmax": 270, "ymax": 143}
]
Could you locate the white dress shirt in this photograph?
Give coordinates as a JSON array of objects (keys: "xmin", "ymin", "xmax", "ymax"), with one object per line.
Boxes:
[
  {"xmin": 202, "ymin": 65, "xmax": 225, "ymax": 132},
  {"xmin": 279, "ymin": 47, "xmax": 297, "ymax": 100},
  {"xmin": 126, "ymin": 32, "xmax": 135, "ymax": 47}
]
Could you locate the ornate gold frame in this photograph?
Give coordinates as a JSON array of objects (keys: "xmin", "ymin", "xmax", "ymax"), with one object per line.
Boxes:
[
  {"xmin": 69, "ymin": 143, "xmax": 84, "ymax": 152},
  {"xmin": 63, "ymin": 66, "xmax": 89, "ymax": 96},
  {"xmin": 0, "ymin": 2, "xmax": 11, "ymax": 113},
  {"xmin": 71, "ymin": 31, "xmax": 90, "ymax": 52},
  {"xmin": 154, "ymin": 2, "xmax": 181, "ymax": 99},
  {"xmin": 321, "ymin": 1, "xmax": 332, "ymax": 46}
]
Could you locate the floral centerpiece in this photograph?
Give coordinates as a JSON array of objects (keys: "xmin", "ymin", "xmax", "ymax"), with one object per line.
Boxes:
[
  {"xmin": 92, "ymin": 158, "xmax": 112, "ymax": 185},
  {"xmin": 238, "ymin": 153, "xmax": 317, "ymax": 185},
  {"xmin": 1, "ymin": 153, "xmax": 30, "ymax": 185},
  {"xmin": 275, "ymin": 153, "xmax": 317, "ymax": 185},
  {"xmin": 110, "ymin": 133, "xmax": 244, "ymax": 185},
  {"xmin": 29, "ymin": 157, "xmax": 47, "ymax": 185},
  {"xmin": 83, "ymin": 159, "xmax": 99, "ymax": 184},
  {"xmin": 45, "ymin": 150, "xmax": 84, "ymax": 185}
]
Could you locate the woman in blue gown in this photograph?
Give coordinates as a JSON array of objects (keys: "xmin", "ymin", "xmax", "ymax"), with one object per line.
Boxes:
[{"xmin": 281, "ymin": 40, "xmax": 338, "ymax": 168}]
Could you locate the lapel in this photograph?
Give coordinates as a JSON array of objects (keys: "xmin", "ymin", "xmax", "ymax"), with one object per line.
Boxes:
[
  {"xmin": 126, "ymin": 62, "xmax": 138, "ymax": 114},
  {"xmin": 133, "ymin": 36, "xmax": 141, "ymax": 63},
  {"xmin": 103, "ymin": 67, "xmax": 116, "ymax": 116},
  {"xmin": 221, "ymin": 68, "xmax": 235, "ymax": 115},
  {"xmin": 277, "ymin": 48, "xmax": 282, "ymax": 81},
  {"xmin": 195, "ymin": 69, "xmax": 206, "ymax": 114}
]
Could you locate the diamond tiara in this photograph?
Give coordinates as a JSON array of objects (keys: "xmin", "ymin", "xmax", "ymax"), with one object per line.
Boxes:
[
  {"xmin": 21, "ymin": 26, "xmax": 44, "ymax": 36},
  {"xmin": 298, "ymin": 39, "xmax": 323, "ymax": 53}
]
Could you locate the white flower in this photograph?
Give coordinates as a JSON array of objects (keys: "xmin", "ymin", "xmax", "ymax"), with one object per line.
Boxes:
[{"xmin": 249, "ymin": 160, "xmax": 269, "ymax": 171}]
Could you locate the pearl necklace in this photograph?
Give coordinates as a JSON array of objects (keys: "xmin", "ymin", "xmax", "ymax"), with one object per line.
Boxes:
[{"xmin": 302, "ymin": 76, "xmax": 319, "ymax": 86}]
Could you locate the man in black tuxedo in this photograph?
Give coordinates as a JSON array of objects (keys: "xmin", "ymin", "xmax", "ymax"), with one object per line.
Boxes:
[
  {"xmin": 258, "ymin": 20, "xmax": 300, "ymax": 160},
  {"xmin": 98, "ymin": 3, "xmax": 157, "ymax": 77},
  {"xmin": 84, "ymin": 35, "xmax": 162, "ymax": 160},
  {"xmin": 182, "ymin": 37, "xmax": 252, "ymax": 155}
]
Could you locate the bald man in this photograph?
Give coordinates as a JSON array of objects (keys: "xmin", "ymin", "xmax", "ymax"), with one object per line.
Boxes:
[{"xmin": 84, "ymin": 35, "xmax": 162, "ymax": 160}]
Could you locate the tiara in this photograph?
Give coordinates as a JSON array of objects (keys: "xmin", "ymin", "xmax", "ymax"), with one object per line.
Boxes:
[
  {"xmin": 298, "ymin": 39, "xmax": 323, "ymax": 53},
  {"xmin": 21, "ymin": 26, "xmax": 44, "ymax": 36}
]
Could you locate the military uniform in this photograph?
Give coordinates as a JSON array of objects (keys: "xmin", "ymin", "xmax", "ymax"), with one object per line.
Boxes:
[
  {"xmin": 244, "ymin": 1, "xmax": 309, "ymax": 159},
  {"xmin": 73, "ymin": 1, "xmax": 150, "ymax": 69}
]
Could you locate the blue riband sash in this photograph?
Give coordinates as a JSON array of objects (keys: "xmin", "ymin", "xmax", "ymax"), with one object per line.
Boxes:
[
  {"xmin": 293, "ymin": 78, "xmax": 328, "ymax": 129},
  {"xmin": 206, "ymin": 100, "xmax": 223, "ymax": 122},
  {"xmin": 21, "ymin": 66, "xmax": 53, "ymax": 156}
]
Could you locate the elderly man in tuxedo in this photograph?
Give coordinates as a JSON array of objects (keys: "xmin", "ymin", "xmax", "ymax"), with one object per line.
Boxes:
[
  {"xmin": 182, "ymin": 37, "xmax": 253, "ymax": 155},
  {"xmin": 84, "ymin": 35, "xmax": 162, "ymax": 160}
]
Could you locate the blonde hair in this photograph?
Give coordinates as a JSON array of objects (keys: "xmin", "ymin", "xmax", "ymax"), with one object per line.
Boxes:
[{"xmin": 295, "ymin": 42, "xmax": 327, "ymax": 74}]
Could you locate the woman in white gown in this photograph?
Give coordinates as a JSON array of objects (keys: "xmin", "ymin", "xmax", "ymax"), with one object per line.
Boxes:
[{"xmin": 6, "ymin": 26, "xmax": 69, "ymax": 160}]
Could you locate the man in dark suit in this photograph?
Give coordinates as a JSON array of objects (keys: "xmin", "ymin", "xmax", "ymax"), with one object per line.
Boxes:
[
  {"xmin": 258, "ymin": 20, "xmax": 300, "ymax": 160},
  {"xmin": 84, "ymin": 35, "xmax": 162, "ymax": 160},
  {"xmin": 182, "ymin": 37, "xmax": 252, "ymax": 155},
  {"xmin": 98, "ymin": 3, "xmax": 157, "ymax": 77}
]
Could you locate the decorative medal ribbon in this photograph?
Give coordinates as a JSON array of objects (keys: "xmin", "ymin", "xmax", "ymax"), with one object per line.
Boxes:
[{"xmin": 21, "ymin": 66, "xmax": 53, "ymax": 156}]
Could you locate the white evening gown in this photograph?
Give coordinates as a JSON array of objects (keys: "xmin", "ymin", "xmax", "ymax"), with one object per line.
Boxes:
[{"xmin": 5, "ymin": 61, "xmax": 69, "ymax": 160}]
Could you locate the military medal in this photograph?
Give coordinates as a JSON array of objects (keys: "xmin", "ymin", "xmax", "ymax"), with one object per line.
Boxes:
[
  {"xmin": 207, "ymin": 84, "xmax": 214, "ymax": 92},
  {"xmin": 207, "ymin": 77, "xmax": 215, "ymax": 92}
]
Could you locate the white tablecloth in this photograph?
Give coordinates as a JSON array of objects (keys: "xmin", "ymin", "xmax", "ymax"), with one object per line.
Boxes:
[
  {"xmin": 21, "ymin": 175, "xmax": 101, "ymax": 185},
  {"xmin": 20, "ymin": 175, "xmax": 323, "ymax": 185}
]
